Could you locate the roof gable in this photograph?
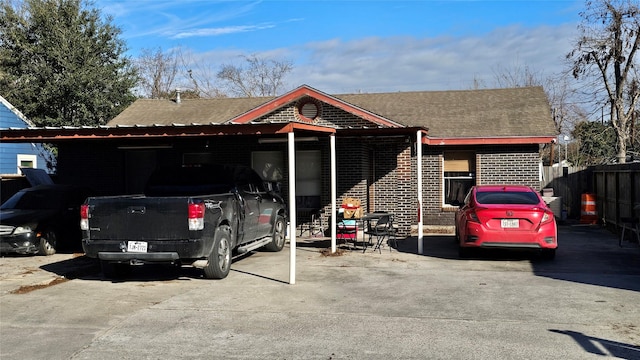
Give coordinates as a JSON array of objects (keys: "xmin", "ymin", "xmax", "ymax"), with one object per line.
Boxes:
[
  {"xmin": 229, "ymin": 85, "xmax": 404, "ymax": 128},
  {"xmin": 0, "ymin": 95, "xmax": 34, "ymax": 128}
]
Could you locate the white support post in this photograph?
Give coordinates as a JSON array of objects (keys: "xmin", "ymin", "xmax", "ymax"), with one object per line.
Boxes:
[
  {"xmin": 417, "ymin": 130, "xmax": 424, "ymax": 255},
  {"xmin": 288, "ymin": 132, "xmax": 296, "ymax": 284},
  {"xmin": 330, "ymin": 134, "xmax": 337, "ymax": 253}
]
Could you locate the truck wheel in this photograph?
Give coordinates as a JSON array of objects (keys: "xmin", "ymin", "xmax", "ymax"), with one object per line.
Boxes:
[
  {"xmin": 38, "ymin": 229, "xmax": 57, "ymax": 256},
  {"xmin": 100, "ymin": 261, "xmax": 131, "ymax": 279},
  {"xmin": 264, "ymin": 215, "xmax": 286, "ymax": 252},
  {"xmin": 204, "ymin": 226, "xmax": 231, "ymax": 279}
]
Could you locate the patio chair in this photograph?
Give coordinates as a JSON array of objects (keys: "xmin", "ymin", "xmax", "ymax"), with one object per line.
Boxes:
[
  {"xmin": 336, "ymin": 211, "xmax": 358, "ymax": 249},
  {"xmin": 364, "ymin": 214, "xmax": 396, "ymax": 253}
]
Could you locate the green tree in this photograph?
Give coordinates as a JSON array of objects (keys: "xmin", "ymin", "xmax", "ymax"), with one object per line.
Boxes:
[
  {"xmin": 571, "ymin": 120, "xmax": 618, "ymax": 165},
  {"xmin": 567, "ymin": 0, "xmax": 640, "ymax": 163},
  {"xmin": 0, "ymin": 0, "xmax": 138, "ymax": 126}
]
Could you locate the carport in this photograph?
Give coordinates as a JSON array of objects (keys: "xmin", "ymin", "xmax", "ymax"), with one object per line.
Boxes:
[{"xmin": 1, "ymin": 122, "xmax": 428, "ymax": 284}]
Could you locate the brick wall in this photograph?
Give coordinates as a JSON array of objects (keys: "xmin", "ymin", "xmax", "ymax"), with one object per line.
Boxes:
[
  {"xmin": 422, "ymin": 149, "xmax": 453, "ymax": 225},
  {"xmin": 255, "ymin": 100, "xmax": 375, "ymax": 129},
  {"xmin": 477, "ymin": 145, "xmax": 541, "ymax": 190}
]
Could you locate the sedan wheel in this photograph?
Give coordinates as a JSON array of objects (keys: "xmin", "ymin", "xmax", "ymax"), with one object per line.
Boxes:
[{"xmin": 38, "ymin": 230, "xmax": 57, "ymax": 256}]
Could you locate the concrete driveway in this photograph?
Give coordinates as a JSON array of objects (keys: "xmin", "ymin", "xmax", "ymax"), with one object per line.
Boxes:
[{"xmin": 1, "ymin": 224, "xmax": 639, "ymax": 359}]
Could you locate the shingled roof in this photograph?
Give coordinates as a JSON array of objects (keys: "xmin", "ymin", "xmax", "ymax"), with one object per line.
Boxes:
[
  {"xmin": 107, "ymin": 97, "xmax": 274, "ymax": 126},
  {"xmin": 107, "ymin": 85, "xmax": 555, "ymax": 139},
  {"xmin": 336, "ymin": 86, "xmax": 555, "ymax": 138}
]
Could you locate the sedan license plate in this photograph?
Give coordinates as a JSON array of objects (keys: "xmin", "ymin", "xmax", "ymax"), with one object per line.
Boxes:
[
  {"xmin": 501, "ymin": 219, "xmax": 519, "ymax": 228},
  {"xmin": 127, "ymin": 241, "xmax": 148, "ymax": 253}
]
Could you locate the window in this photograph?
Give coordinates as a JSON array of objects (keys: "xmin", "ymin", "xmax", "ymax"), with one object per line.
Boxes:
[
  {"xmin": 252, "ymin": 150, "xmax": 322, "ymax": 207},
  {"xmin": 17, "ymin": 154, "xmax": 37, "ymax": 174},
  {"xmin": 295, "ymin": 151, "xmax": 321, "ymax": 197},
  {"xmin": 443, "ymin": 151, "xmax": 476, "ymax": 206},
  {"xmin": 251, "ymin": 151, "xmax": 284, "ymax": 182}
]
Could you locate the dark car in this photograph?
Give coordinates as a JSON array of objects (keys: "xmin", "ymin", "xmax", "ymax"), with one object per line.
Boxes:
[
  {"xmin": 82, "ymin": 164, "xmax": 287, "ymax": 279},
  {"xmin": 0, "ymin": 184, "xmax": 93, "ymax": 255}
]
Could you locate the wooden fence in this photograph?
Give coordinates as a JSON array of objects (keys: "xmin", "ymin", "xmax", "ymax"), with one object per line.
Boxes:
[
  {"xmin": 542, "ymin": 163, "xmax": 640, "ymax": 234},
  {"xmin": 592, "ymin": 163, "xmax": 640, "ymax": 230},
  {"xmin": 541, "ymin": 165, "xmax": 592, "ymax": 220}
]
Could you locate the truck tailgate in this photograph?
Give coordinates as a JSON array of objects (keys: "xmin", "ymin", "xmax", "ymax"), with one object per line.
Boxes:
[{"xmin": 86, "ymin": 196, "xmax": 191, "ymax": 241}]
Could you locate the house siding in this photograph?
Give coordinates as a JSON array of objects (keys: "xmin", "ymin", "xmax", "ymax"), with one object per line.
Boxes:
[{"xmin": 0, "ymin": 99, "xmax": 48, "ymax": 175}]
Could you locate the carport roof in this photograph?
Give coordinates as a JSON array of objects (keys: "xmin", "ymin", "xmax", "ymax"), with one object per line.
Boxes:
[{"xmin": 0, "ymin": 122, "xmax": 336, "ymax": 143}]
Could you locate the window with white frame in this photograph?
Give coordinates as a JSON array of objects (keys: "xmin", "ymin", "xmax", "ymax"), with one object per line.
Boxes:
[
  {"xmin": 17, "ymin": 154, "xmax": 37, "ymax": 174},
  {"xmin": 443, "ymin": 151, "xmax": 476, "ymax": 206}
]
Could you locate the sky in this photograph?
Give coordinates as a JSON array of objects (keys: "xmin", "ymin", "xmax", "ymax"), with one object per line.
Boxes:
[{"xmin": 95, "ymin": 0, "xmax": 585, "ymax": 94}]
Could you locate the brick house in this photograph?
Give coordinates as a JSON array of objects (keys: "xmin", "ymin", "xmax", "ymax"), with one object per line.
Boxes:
[{"xmin": 0, "ymin": 85, "xmax": 556, "ymax": 237}]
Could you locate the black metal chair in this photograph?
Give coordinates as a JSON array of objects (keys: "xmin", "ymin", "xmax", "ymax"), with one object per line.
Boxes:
[{"xmin": 364, "ymin": 214, "xmax": 396, "ymax": 253}]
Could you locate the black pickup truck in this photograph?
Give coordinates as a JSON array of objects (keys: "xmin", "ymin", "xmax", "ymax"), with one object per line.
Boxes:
[{"xmin": 81, "ymin": 164, "xmax": 287, "ymax": 279}]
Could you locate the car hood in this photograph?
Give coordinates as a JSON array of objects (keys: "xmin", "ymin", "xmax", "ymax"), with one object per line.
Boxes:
[{"xmin": 0, "ymin": 209, "xmax": 59, "ymax": 226}]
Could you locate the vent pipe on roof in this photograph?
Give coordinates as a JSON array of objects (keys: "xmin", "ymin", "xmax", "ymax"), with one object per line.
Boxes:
[{"xmin": 175, "ymin": 88, "xmax": 181, "ymax": 104}]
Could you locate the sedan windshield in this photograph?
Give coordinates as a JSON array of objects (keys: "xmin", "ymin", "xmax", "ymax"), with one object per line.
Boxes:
[{"xmin": 476, "ymin": 191, "xmax": 540, "ymax": 205}]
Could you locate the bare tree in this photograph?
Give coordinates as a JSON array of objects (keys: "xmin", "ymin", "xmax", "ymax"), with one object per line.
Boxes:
[
  {"xmin": 136, "ymin": 47, "xmax": 179, "ymax": 99},
  {"xmin": 185, "ymin": 64, "xmax": 226, "ymax": 98},
  {"xmin": 567, "ymin": 0, "xmax": 640, "ymax": 163},
  {"xmin": 492, "ymin": 63, "xmax": 545, "ymax": 88},
  {"xmin": 487, "ymin": 62, "xmax": 594, "ymax": 165},
  {"xmin": 217, "ymin": 54, "xmax": 293, "ymax": 97},
  {"xmin": 488, "ymin": 63, "xmax": 576, "ymax": 134}
]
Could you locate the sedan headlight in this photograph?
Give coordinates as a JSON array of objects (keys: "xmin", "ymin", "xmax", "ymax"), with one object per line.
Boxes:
[{"xmin": 13, "ymin": 224, "xmax": 35, "ymax": 235}]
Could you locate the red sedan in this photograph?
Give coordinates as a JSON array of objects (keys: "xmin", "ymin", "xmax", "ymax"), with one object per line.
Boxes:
[{"xmin": 455, "ymin": 185, "xmax": 557, "ymax": 259}]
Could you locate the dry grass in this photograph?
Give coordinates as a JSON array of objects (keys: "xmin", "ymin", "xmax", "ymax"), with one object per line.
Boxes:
[
  {"xmin": 320, "ymin": 248, "xmax": 347, "ymax": 257},
  {"xmin": 9, "ymin": 276, "xmax": 69, "ymax": 294}
]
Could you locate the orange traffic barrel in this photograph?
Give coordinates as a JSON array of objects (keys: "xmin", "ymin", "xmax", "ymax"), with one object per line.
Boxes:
[{"xmin": 580, "ymin": 193, "xmax": 598, "ymax": 224}]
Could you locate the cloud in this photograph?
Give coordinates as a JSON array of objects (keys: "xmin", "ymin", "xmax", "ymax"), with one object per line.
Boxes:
[
  {"xmin": 98, "ymin": 0, "xmax": 265, "ymax": 40},
  {"xmin": 285, "ymin": 24, "xmax": 578, "ymax": 93},
  {"xmin": 169, "ymin": 24, "xmax": 276, "ymax": 39}
]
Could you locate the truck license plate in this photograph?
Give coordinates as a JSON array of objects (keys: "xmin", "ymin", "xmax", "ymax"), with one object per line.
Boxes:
[
  {"xmin": 127, "ymin": 241, "xmax": 148, "ymax": 253},
  {"xmin": 501, "ymin": 219, "xmax": 519, "ymax": 228}
]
